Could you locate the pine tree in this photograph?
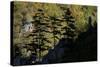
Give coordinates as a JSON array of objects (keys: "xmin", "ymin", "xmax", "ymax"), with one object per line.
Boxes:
[
  {"xmin": 50, "ymin": 16, "xmax": 63, "ymax": 48},
  {"xmin": 62, "ymin": 8, "xmax": 76, "ymax": 40},
  {"xmin": 28, "ymin": 9, "xmax": 52, "ymax": 62}
]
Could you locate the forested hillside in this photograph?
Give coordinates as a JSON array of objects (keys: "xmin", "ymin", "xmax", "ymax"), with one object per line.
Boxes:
[{"xmin": 12, "ymin": 1, "xmax": 97, "ymax": 65}]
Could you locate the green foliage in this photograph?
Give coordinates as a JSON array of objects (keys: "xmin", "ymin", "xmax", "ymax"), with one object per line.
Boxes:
[{"xmin": 43, "ymin": 3, "xmax": 64, "ymax": 17}]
